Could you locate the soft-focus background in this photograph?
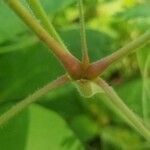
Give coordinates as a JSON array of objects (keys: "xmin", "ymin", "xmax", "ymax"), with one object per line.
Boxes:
[{"xmin": 0, "ymin": 0, "xmax": 150, "ymax": 149}]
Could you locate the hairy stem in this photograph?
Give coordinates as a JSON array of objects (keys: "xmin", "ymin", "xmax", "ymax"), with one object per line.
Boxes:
[
  {"xmin": 5, "ymin": 0, "xmax": 82, "ymax": 79},
  {"xmin": 79, "ymin": 0, "xmax": 89, "ymax": 66},
  {"xmin": 27, "ymin": 0, "xmax": 66, "ymax": 49},
  {"xmin": 95, "ymin": 78, "xmax": 150, "ymax": 141},
  {"xmin": 0, "ymin": 74, "xmax": 70, "ymax": 126},
  {"xmin": 86, "ymin": 30, "xmax": 150, "ymax": 79}
]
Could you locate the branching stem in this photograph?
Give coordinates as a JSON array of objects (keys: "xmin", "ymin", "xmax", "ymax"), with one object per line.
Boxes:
[
  {"xmin": 0, "ymin": 74, "xmax": 70, "ymax": 126},
  {"xmin": 86, "ymin": 31, "xmax": 150, "ymax": 79},
  {"xmin": 5, "ymin": 0, "xmax": 82, "ymax": 79},
  {"xmin": 95, "ymin": 78, "xmax": 150, "ymax": 141}
]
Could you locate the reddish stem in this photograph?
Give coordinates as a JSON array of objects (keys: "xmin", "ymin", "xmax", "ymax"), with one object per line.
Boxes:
[{"xmin": 6, "ymin": 0, "xmax": 82, "ymax": 79}]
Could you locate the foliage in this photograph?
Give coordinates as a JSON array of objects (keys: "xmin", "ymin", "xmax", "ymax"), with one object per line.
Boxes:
[{"xmin": 0, "ymin": 0, "xmax": 149, "ymax": 149}]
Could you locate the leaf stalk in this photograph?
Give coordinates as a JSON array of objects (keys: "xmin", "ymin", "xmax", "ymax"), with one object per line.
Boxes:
[
  {"xmin": 95, "ymin": 78, "xmax": 150, "ymax": 141},
  {"xmin": 0, "ymin": 74, "xmax": 70, "ymax": 126},
  {"xmin": 79, "ymin": 0, "xmax": 89, "ymax": 67}
]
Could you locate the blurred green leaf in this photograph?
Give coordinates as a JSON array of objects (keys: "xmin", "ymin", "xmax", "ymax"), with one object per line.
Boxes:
[
  {"xmin": 60, "ymin": 28, "xmax": 114, "ymax": 61},
  {"xmin": 115, "ymin": 2, "xmax": 150, "ymax": 30},
  {"xmin": 115, "ymin": 79, "xmax": 143, "ymax": 117},
  {"xmin": 40, "ymin": 85, "xmax": 84, "ymax": 119},
  {"xmin": 0, "ymin": 103, "xmax": 29, "ymax": 150},
  {"xmin": 0, "ymin": 35, "xmax": 37, "ymax": 54},
  {"xmin": 101, "ymin": 127, "xmax": 149, "ymax": 150},
  {"xmin": 25, "ymin": 104, "xmax": 84, "ymax": 150},
  {"xmin": 0, "ymin": 43, "xmax": 64, "ymax": 102},
  {"xmin": 41, "ymin": 0, "xmax": 76, "ymax": 14},
  {"xmin": 117, "ymin": 3, "xmax": 150, "ymax": 20},
  {"xmin": 0, "ymin": 1, "xmax": 26, "ymax": 43},
  {"xmin": 0, "ymin": 104, "xmax": 84, "ymax": 150},
  {"xmin": 70, "ymin": 114, "xmax": 98, "ymax": 142}
]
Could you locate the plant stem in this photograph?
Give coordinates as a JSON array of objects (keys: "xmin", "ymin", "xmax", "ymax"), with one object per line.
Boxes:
[
  {"xmin": 142, "ymin": 55, "xmax": 150, "ymax": 124},
  {"xmin": 5, "ymin": 0, "xmax": 82, "ymax": 79},
  {"xmin": 95, "ymin": 78, "xmax": 150, "ymax": 141},
  {"xmin": 0, "ymin": 74, "xmax": 70, "ymax": 126},
  {"xmin": 79, "ymin": 0, "xmax": 89, "ymax": 66},
  {"xmin": 86, "ymin": 31, "xmax": 150, "ymax": 79},
  {"xmin": 27, "ymin": 0, "xmax": 66, "ymax": 49}
]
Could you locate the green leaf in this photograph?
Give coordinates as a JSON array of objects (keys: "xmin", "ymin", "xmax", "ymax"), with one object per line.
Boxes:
[
  {"xmin": 38, "ymin": 83, "xmax": 85, "ymax": 121},
  {"xmin": 117, "ymin": 3, "xmax": 150, "ymax": 20},
  {"xmin": 41, "ymin": 0, "xmax": 76, "ymax": 14},
  {"xmin": 0, "ymin": 35, "xmax": 37, "ymax": 54},
  {"xmin": 70, "ymin": 114, "xmax": 98, "ymax": 142},
  {"xmin": 0, "ymin": 1, "xmax": 26, "ymax": 43},
  {"xmin": 25, "ymin": 104, "xmax": 84, "ymax": 150},
  {"xmin": 115, "ymin": 2, "xmax": 150, "ymax": 29},
  {"xmin": 0, "ymin": 104, "xmax": 84, "ymax": 150},
  {"xmin": 0, "ymin": 103, "xmax": 29, "ymax": 150},
  {"xmin": 101, "ymin": 127, "xmax": 148, "ymax": 150},
  {"xmin": 60, "ymin": 28, "xmax": 114, "ymax": 61},
  {"xmin": 0, "ymin": 43, "xmax": 64, "ymax": 102},
  {"xmin": 115, "ymin": 79, "xmax": 143, "ymax": 117}
]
